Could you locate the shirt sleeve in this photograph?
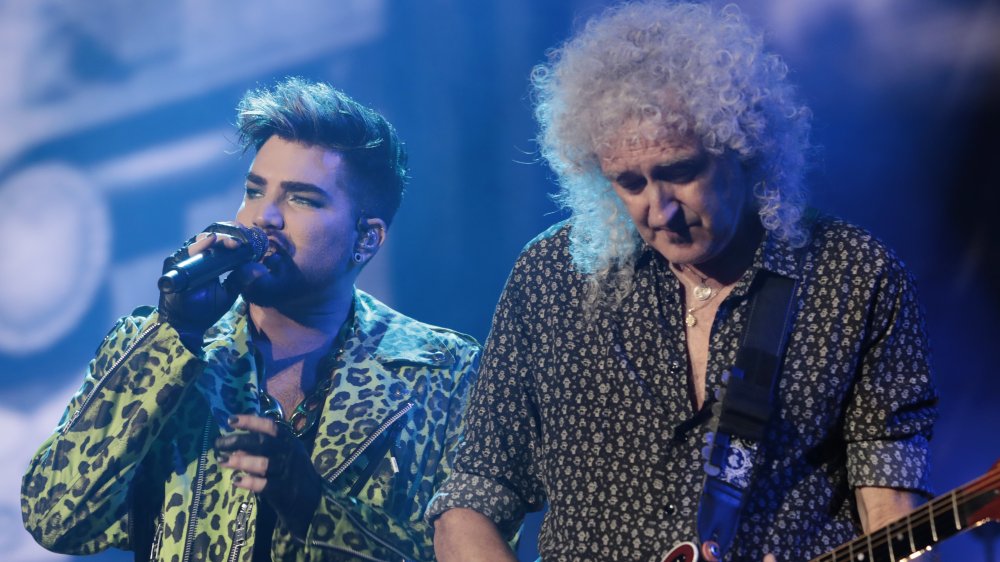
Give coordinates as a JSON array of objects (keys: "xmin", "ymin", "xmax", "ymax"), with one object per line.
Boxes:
[
  {"xmin": 844, "ymin": 253, "xmax": 938, "ymax": 495},
  {"xmin": 425, "ymin": 250, "xmax": 547, "ymax": 540}
]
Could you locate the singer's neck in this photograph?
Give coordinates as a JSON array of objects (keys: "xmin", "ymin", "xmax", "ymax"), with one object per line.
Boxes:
[{"xmin": 248, "ymin": 291, "xmax": 353, "ymax": 354}]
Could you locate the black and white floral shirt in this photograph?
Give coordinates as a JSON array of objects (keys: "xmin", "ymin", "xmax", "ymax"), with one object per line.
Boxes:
[{"xmin": 427, "ymin": 216, "xmax": 937, "ymax": 561}]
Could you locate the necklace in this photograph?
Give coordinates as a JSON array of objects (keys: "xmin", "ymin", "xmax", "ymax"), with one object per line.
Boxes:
[
  {"xmin": 257, "ymin": 310, "xmax": 354, "ymax": 439},
  {"xmin": 675, "ymin": 264, "xmax": 720, "ymax": 328},
  {"xmin": 688, "ymin": 268, "xmax": 714, "ymax": 301},
  {"xmin": 260, "ymin": 374, "xmax": 336, "ymax": 438},
  {"xmin": 685, "ymin": 300, "xmax": 713, "ymax": 328}
]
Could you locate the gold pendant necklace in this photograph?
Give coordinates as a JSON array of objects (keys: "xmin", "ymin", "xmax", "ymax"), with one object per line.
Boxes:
[
  {"xmin": 677, "ymin": 265, "xmax": 717, "ymax": 327},
  {"xmin": 685, "ymin": 303, "xmax": 710, "ymax": 327},
  {"xmin": 693, "ymin": 283, "xmax": 713, "ymax": 301},
  {"xmin": 685, "ymin": 310, "xmax": 698, "ymax": 327}
]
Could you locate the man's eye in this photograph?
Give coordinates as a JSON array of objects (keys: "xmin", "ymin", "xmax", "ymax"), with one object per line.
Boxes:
[
  {"xmin": 656, "ymin": 158, "xmax": 707, "ymax": 184},
  {"xmin": 616, "ymin": 174, "xmax": 647, "ymax": 192},
  {"xmin": 244, "ymin": 187, "xmax": 263, "ymax": 199},
  {"xmin": 290, "ymin": 195, "xmax": 322, "ymax": 208},
  {"xmin": 667, "ymin": 165, "xmax": 703, "ymax": 183}
]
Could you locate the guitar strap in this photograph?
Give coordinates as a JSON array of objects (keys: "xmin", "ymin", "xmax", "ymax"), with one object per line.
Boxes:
[{"xmin": 695, "ymin": 270, "xmax": 798, "ymax": 560}]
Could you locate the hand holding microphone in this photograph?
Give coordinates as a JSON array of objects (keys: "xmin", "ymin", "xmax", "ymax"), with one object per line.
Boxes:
[
  {"xmin": 157, "ymin": 222, "xmax": 267, "ymax": 352},
  {"xmin": 159, "ymin": 223, "xmax": 268, "ymax": 293}
]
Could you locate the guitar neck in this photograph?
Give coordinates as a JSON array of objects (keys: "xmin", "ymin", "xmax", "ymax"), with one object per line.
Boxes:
[{"xmin": 810, "ymin": 467, "xmax": 1000, "ymax": 562}]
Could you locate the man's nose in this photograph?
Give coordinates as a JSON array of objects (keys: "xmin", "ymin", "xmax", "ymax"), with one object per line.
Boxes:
[{"xmin": 647, "ymin": 184, "xmax": 680, "ymax": 228}]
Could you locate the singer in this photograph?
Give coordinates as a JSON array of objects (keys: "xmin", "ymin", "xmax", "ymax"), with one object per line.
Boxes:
[{"xmin": 22, "ymin": 77, "xmax": 480, "ymax": 562}]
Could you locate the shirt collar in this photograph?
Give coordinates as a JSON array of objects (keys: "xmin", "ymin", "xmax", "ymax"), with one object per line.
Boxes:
[
  {"xmin": 636, "ymin": 224, "xmax": 804, "ymax": 300},
  {"xmin": 756, "ymin": 228, "xmax": 802, "ymax": 280}
]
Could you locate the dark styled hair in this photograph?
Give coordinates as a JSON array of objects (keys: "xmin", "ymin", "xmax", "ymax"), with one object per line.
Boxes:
[{"xmin": 236, "ymin": 77, "xmax": 408, "ymax": 225}]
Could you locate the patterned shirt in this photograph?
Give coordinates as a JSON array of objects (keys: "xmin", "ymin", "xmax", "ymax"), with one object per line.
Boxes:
[{"xmin": 427, "ymin": 216, "xmax": 937, "ymax": 561}]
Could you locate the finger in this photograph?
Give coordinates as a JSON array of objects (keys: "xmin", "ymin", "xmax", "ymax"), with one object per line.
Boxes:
[
  {"xmin": 215, "ymin": 233, "xmax": 244, "ymax": 250},
  {"xmin": 215, "ymin": 431, "xmax": 269, "ymax": 455},
  {"xmin": 763, "ymin": 554, "xmax": 778, "ymax": 562},
  {"xmin": 187, "ymin": 231, "xmax": 245, "ymax": 257},
  {"xmin": 218, "ymin": 451, "xmax": 269, "ymax": 478},
  {"xmin": 233, "ymin": 472, "xmax": 267, "ymax": 493},
  {"xmin": 228, "ymin": 414, "xmax": 279, "ymax": 437},
  {"xmin": 185, "ymin": 232, "xmax": 218, "ymax": 256}
]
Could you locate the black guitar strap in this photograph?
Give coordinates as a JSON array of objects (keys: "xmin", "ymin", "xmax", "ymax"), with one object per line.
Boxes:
[{"xmin": 695, "ymin": 270, "xmax": 798, "ymax": 560}]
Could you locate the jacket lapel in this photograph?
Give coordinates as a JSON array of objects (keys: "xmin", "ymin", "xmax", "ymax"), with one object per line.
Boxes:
[
  {"xmin": 312, "ymin": 291, "xmax": 451, "ymax": 482},
  {"xmin": 198, "ymin": 299, "xmax": 261, "ymax": 430}
]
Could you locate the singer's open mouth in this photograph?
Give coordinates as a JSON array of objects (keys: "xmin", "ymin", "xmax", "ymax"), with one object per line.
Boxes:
[{"xmin": 262, "ymin": 238, "xmax": 292, "ymax": 261}]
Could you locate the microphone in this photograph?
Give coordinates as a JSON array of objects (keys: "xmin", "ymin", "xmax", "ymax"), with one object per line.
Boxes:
[{"xmin": 157, "ymin": 223, "xmax": 268, "ymax": 294}]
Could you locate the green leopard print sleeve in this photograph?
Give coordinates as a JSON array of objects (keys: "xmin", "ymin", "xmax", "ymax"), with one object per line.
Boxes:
[{"xmin": 21, "ymin": 309, "xmax": 204, "ymax": 554}]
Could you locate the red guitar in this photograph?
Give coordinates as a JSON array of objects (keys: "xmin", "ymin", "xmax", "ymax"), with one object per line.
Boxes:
[{"xmin": 661, "ymin": 459, "xmax": 1000, "ymax": 562}]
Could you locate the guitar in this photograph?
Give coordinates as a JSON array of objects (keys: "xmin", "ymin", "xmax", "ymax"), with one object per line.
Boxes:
[{"xmin": 661, "ymin": 459, "xmax": 1000, "ymax": 562}]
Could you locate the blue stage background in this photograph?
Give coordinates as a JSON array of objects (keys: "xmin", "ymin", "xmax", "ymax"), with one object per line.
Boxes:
[{"xmin": 1, "ymin": 1, "xmax": 997, "ymax": 560}]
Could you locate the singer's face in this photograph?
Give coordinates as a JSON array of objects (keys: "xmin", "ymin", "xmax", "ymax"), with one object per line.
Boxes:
[{"xmin": 235, "ymin": 136, "xmax": 361, "ymax": 305}]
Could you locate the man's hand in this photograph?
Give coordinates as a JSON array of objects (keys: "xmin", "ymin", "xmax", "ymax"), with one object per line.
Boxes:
[
  {"xmin": 759, "ymin": 488, "xmax": 921, "ymax": 562},
  {"xmin": 215, "ymin": 414, "xmax": 323, "ymax": 538},
  {"xmin": 158, "ymin": 229, "xmax": 246, "ymax": 351},
  {"xmin": 434, "ymin": 508, "xmax": 518, "ymax": 562}
]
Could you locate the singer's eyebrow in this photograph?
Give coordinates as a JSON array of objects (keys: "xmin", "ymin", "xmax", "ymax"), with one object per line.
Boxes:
[
  {"xmin": 245, "ymin": 173, "xmax": 330, "ymax": 200},
  {"xmin": 280, "ymin": 181, "xmax": 329, "ymax": 199}
]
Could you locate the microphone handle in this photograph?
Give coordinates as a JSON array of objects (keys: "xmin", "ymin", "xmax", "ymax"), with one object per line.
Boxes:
[{"xmin": 157, "ymin": 245, "xmax": 255, "ymax": 294}]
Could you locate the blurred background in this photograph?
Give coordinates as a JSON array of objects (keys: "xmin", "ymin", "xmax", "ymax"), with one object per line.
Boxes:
[{"xmin": 1, "ymin": 0, "xmax": 998, "ymax": 560}]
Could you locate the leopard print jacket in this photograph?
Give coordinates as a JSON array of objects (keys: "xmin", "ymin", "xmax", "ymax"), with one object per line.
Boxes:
[{"xmin": 22, "ymin": 289, "xmax": 480, "ymax": 562}]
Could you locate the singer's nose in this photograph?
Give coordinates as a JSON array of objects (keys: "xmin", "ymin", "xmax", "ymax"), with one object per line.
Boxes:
[{"xmin": 254, "ymin": 201, "xmax": 284, "ymax": 230}]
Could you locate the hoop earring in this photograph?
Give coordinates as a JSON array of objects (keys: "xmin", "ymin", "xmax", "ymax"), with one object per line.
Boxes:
[{"xmin": 353, "ymin": 252, "xmax": 364, "ymax": 263}]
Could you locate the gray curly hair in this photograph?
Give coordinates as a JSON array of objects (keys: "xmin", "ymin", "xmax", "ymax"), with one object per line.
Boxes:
[{"xmin": 531, "ymin": 1, "xmax": 811, "ymax": 305}]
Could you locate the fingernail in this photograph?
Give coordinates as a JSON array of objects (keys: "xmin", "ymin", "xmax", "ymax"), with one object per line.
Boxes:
[
  {"xmin": 218, "ymin": 453, "xmax": 229, "ymax": 464},
  {"xmin": 233, "ymin": 474, "xmax": 242, "ymax": 484},
  {"xmin": 228, "ymin": 415, "xmax": 239, "ymax": 425}
]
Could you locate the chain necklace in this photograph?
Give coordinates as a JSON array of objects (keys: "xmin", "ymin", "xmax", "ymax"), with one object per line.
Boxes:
[
  {"xmin": 259, "ymin": 373, "xmax": 336, "ymax": 438},
  {"xmin": 257, "ymin": 312, "xmax": 354, "ymax": 439}
]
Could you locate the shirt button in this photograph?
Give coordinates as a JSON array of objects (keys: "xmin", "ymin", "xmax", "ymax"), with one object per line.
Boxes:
[
  {"xmin": 430, "ymin": 351, "xmax": 447, "ymax": 363},
  {"xmin": 663, "ymin": 503, "xmax": 677, "ymax": 516}
]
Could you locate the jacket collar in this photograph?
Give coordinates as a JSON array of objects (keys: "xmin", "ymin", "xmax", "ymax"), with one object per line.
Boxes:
[{"xmin": 352, "ymin": 289, "xmax": 457, "ymax": 368}]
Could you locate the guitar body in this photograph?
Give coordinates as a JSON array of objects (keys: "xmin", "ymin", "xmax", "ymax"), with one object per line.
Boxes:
[{"xmin": 660, "ymin": 542, "xmax": 700, "ymax": 562}]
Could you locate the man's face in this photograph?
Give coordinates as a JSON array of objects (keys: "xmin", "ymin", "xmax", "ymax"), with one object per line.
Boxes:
[
  {"xmin": 235, "ymin": 136, "xmax": 359, "ymax": 306},
  {"xmin": 599, "ymin": 133, "xmax": 752, "ymax": 267}
]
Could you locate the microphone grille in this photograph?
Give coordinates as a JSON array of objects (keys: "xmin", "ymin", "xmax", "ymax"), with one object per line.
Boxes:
[{"xmin": 244, "ymin": 226, "xmax": 268, "ymax": 261}]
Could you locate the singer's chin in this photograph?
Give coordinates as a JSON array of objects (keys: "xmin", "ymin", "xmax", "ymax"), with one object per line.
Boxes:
[{"xmin": 239, "ymin": 268, "xmax": 309, "ymax": 308}]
